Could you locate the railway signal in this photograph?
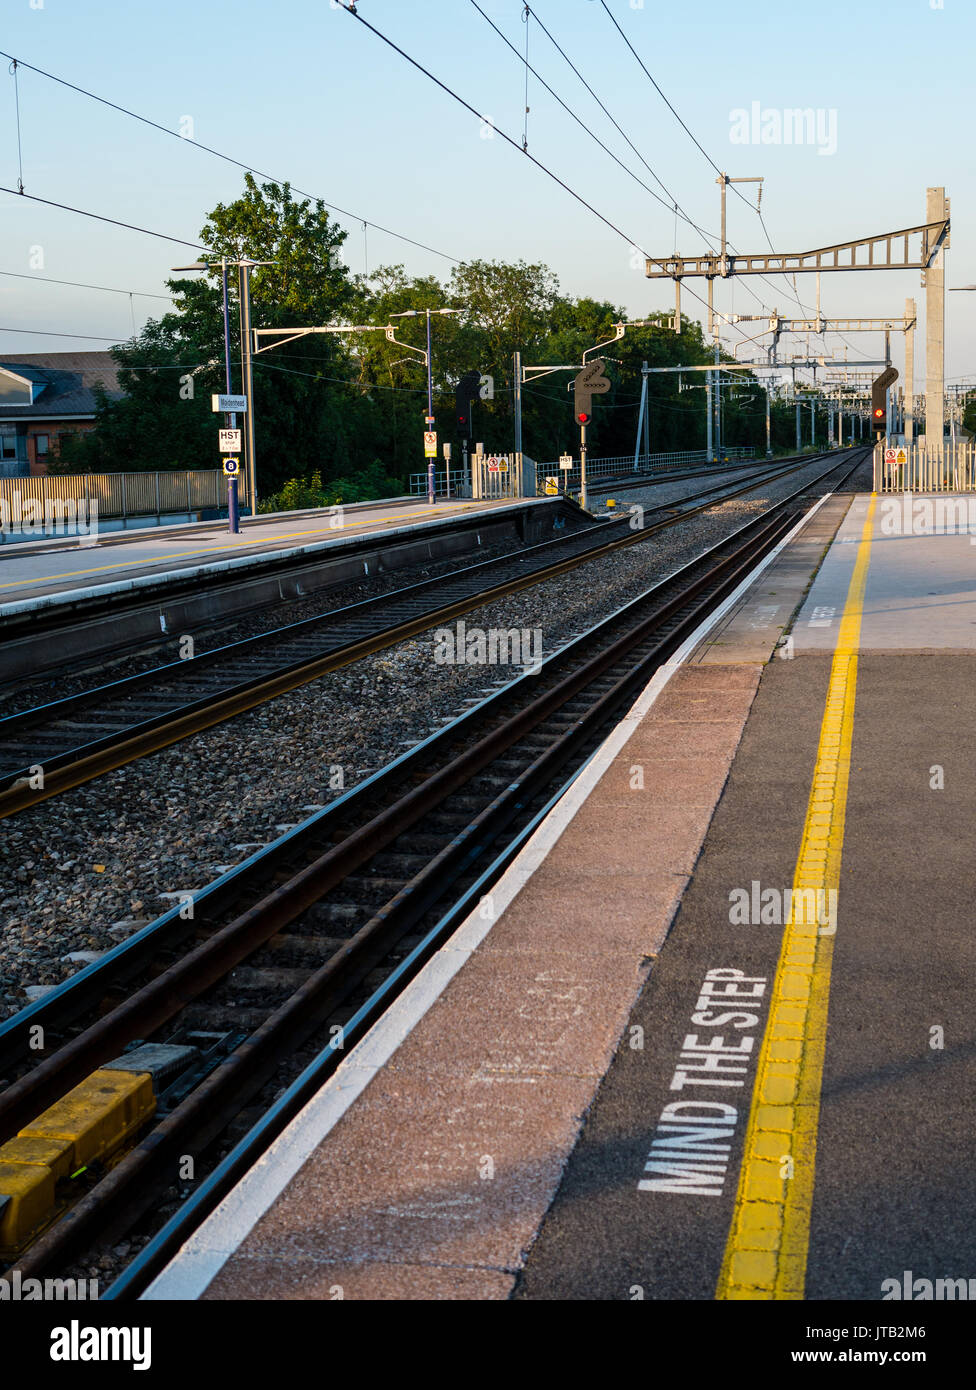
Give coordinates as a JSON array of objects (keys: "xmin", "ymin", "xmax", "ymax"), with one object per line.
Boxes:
[
  {"xmin": 573, "ymin": 358, "xmax": 611, "ymax": 424},
  {"xmin": 455, "ymin": 369, "xmax": 482, "ymax": 436},
  {"xmin": 573, "ymin": 359, "xmax": 611, "ymax": 511},
  {"xmin": 871, "ymin": 366, "xmax": 898, "ymax": 437}
]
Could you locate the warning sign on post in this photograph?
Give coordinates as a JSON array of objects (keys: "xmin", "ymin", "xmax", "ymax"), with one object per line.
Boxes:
[
  {"xmin": 544, "ymin": 477, "xmax": 559, "ymax": 495},
  {"xmin": 424, "ymin": 431, "xmax": 438, "ymax": 458}
]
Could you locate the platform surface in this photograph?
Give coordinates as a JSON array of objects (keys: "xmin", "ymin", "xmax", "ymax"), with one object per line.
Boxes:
[
  {"xmin": 0, "ymin": 496, "xmax": 524, "ymax": 607},
  {"xmin": 143, "ymin": 491, "xmax": 976, "ymax": 1302}
]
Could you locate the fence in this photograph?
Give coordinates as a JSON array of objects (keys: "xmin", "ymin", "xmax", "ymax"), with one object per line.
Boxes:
[
  {"xmin": 408, "ymin": 468, "xmax": 470, "ymax": 497},
  {"xmin": 0, "ymin": 468, "xmax": 243, "ymax": 538},
  {"xmin": 535, "ymin": 446, "xmax": 756, "ymax": 493},
  {"xmin": 411, "ymin": 447, "xmax": 756, "ymax": 499},
  {"xmin": 873, "ymin": 441, "xmax": 976, "ymax": 493}
]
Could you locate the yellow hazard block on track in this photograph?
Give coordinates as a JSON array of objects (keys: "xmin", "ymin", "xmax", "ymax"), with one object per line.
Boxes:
[{"xmin": 0, "ymin": 1068, "xmax": 155, "ymax": 1254}]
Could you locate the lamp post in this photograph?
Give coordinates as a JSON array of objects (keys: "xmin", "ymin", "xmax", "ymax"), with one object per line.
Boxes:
[
  {"xmin": 389, "ymin": 307, "xmax": 465, "ymax": 502},
  {"xmin": 172, "ymin": 255, "xmax": 274, "ymax": 523}
]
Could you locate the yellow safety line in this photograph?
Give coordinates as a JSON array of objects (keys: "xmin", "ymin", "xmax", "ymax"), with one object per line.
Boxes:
[
  {"xmin": 0, "ymin": 503, "xmax": 480, "ymax": 592},
  {"xmin": 716, "ymin": 493, "xmax": 877, "ymax": 1301}
]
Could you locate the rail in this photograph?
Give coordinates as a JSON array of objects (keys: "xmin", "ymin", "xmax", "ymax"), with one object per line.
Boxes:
[
  {"xmin": 0, "ymin": 448, "xmax": 865, "ymax": 1293},
  {"xmin": 537, "ymin": 447, "xmax": 756, "ymax": 489},
  {"xmin": 873, "ymin": 439, "xmax": 976, "ymax": 492},
  {"xmin": 0, "ymin": 468, "xmax": 245, "ymax": 540},
  {"xmin": 410, "ymin": 448, "xmax": 756, "ymax": 498},
  {"xmin": 407, "ymin": 467, "xmax": 470, "ymax": 497}
]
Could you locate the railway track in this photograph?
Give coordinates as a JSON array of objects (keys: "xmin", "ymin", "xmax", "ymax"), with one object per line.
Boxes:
[
  {"xmin": 0, "ymin": 449, "xmax": 868, "ymax": 1297},
  {"xmin": 0, "ymin": 450, "xmax": 850, "ymax": 819}
]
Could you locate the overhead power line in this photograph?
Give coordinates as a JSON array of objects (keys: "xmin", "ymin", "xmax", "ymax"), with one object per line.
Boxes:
[
  {"xmin": 337, "ymin": 3, "xmax": 762, "ymax": 351},
  {"xmin": 597, "ymin": 0, "xmax": 753, "ymax": 211},
  {"xmin": 476, "ymin": 1, "xmax": 718, "ymax": 248},
  {"xmin": 0, "ymin": 268, "xmax": 172, "ymax": 300},
  {"xmin": 0, "ymin": 47, "xmax": 459, "ymax": 265},
  {"xmin": 337, "ymin": 3, "xmax": 651, "ymax": 258},
  {"xmin": 595, "ymin": 2, "xmax": 822, "ymax": 324},
  {"xmin": 0, "ymin": 325, "xmax": 130, "ymax": 342},
  {"xmin": 522, "ymin": 4, "xmax": 787, "ymax": 324},
  {"xmin": 510, "ymin": 4, "xmax": 831, "ymax": 349},
  {"xmin": 0, "ymin": 184, "xmax": 206, "ymax": 250}
]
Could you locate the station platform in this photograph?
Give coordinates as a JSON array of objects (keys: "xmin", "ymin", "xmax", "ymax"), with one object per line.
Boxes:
[
  {"xmin": 143, "ymin": 489, "xmax": 976, "ymax": 1302},
  {"xmin": 0, "ymin": 495, "xmax": 527, "ymax": 609},
  {"xmin": 0, "ymin": 493, "xmax": 565, "ymax": 685}
]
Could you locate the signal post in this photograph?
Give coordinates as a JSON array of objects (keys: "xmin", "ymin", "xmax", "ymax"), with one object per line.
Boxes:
[{"xmin": 573, "ymin": 359, "xmax": 611, "ymax": 510}]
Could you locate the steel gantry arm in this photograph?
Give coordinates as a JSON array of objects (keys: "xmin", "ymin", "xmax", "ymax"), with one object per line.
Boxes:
[
  {"xmin": 582, "ymin": 324, "xmax": 626, "ymax": 364},
  {"xmin": 730, "ymin": 313, "xmax": 916, "ymax": 334},
  {"xmin": 252, "ymin": 323, "xmax": 429, "ymax": 368},
  {"xmin": 522, "ymin": 324, "xmax": 627, "ymax": 382},
  {"xmin": 645, "ymin": 218, "xmax": 950, "ymax": 280}
]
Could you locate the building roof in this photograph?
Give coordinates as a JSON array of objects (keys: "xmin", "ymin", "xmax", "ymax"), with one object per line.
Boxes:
[{"xmin": 0, "ymin": 352, "xmax": 123, "ymax": 420}]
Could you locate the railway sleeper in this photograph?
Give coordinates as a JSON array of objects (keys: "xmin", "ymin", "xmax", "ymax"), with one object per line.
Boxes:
[
  {"xmin": 264, "ymin": 933, "xmax": 350, "ymax": 959},
  {"xmin": 223, "ymin": 967, "xmax": 313, "ymax": 995}
]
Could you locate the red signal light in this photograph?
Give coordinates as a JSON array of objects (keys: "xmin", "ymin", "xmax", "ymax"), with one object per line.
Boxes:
[
  {"xmin": 873, "ymin": 407, "xmax": 884, "ymax": 419},
  {"xmin": 577, "ymin": 411, "xmax": 590, "ymax": 425}
]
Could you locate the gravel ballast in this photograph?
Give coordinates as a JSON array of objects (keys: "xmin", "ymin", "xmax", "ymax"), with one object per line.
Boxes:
[
  {"xmin": 0, "ymin": 461, "xmax": 776, "ymax": 713},
  {"xmin": 0, "ymin": 452, "xmax": 869, "ymax": 1018}
]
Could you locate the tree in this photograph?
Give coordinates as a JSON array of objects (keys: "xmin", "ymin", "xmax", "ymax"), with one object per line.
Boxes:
[
  {"xmin": 72, "ymin": 180, "xmax": 790, "ymax": 490},
  {"xmin": 71, "ymin": 176, "xmax": 371, "ymax": 494}
]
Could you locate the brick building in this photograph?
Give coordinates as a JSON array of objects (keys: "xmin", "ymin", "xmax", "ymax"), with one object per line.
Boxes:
[{"xmin": 0, "ymin": 352, "xmax": 122, "ymax": 477}]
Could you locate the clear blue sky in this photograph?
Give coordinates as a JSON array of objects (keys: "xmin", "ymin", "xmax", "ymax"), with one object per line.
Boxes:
[{"xmin": 1, "ymin": 0, "xmax": 973, "ymax": 386}]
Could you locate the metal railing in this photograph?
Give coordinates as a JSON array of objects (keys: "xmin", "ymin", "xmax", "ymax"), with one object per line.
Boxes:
[
  {"xmin": 0, "ymin": 468, "xmax": 243, "ymax": 537},
  {"xmin": 873, "ymin": 440, "xmax": 976, "ymax": 492},
  {"xmin": 408, "ymin": 468, "xmax": 471, "ymax": 497},
  {"xmin": 410, "ymin": 449, "xmax": 757, "ymax": 498},
  {"xmin": 536, "ymin": 446, "xmax": 756, "ymax": 491}
]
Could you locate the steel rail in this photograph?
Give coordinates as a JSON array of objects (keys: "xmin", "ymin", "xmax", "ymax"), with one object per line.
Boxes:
[
  {"xmin": 0, "ymin": 451, "xmax": 848, "ymax": 819},
  {"xmin": 0, "ymin": 449, "xmax": 871, "ymax": 1080},
  {"xmin": 1, "ymin": 451, "xmax": 867, "ymax": 1286},
  {"xmin": 5, "ymin": 508, "xmax": 799, "ymax": 1287}
]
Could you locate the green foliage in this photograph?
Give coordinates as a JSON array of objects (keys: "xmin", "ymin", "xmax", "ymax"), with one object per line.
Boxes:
[
  {"xmin": 46, "ymin": 432, "xmax": 88, "ymax": 474},
  {"xmin": 76, "ymin": 174, "xmax": 810, "ymax": 500},
  {"xmin": 258, "ymin": 460, "xmax": 403, "ymax": 513}
]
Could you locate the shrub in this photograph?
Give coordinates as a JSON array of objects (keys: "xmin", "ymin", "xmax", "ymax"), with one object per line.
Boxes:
[{"xmin": 257, "ymin": 460, "xmax": 404, "ymax": 513}]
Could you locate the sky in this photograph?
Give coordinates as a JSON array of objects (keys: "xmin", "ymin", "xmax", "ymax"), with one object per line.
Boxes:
[{"xmin": 1, "ymin": 0, "xmax": 974, "ymax": 391}]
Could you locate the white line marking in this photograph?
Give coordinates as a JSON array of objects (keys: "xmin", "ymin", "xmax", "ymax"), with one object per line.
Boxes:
[
  {"xmin": 141, "ymin": 492, "xmax": 836, "ymax": 1301},
  {"xmin": 0, "ymin": 501, "xmax": 536, "ymax": 618}
]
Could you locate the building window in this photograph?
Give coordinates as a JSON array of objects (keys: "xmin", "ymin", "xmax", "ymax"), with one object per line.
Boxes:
[
  {"xmin": 34, "ymin": 434, "xmax": 49, "ymax": 457},
  {"xmin": 0, "ymin": 430, "xmax": 16, "ymax": 461}
]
